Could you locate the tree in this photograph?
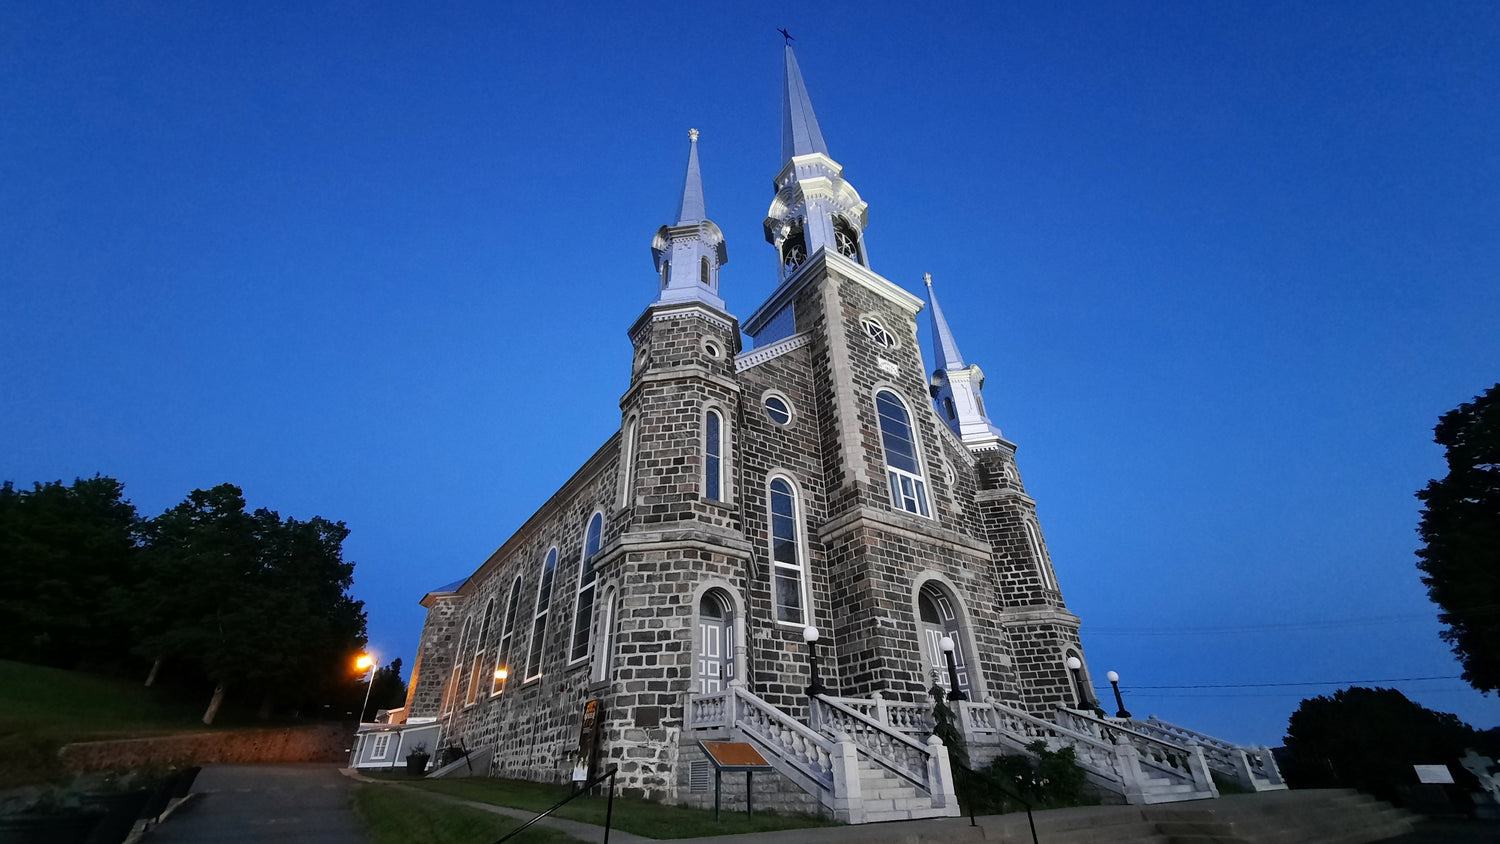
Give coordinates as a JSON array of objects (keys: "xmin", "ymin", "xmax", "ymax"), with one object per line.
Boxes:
[
  {"xmin": 0, "ymin": 476, "xmax": 140, "ymax": 668},
  {"xmin": 1416, "ymin": 383, "xmax": 1500, "ymax": 692},
  {"xmin": 1281, "ymin": 686, "xmax": 1479, "ymax": 803},
  {"xmin": 363, "ymin": 658, "xmax": 408, "ymax": 720},
  {"xmin": 130, "ymin": 484, "xmax": 367, "ymax": 724}
]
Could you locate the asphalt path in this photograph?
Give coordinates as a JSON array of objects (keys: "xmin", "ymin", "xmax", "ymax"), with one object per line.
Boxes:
[{"xmin": 148, "ymin": 764, "xmax": 365, "ymax": 843}]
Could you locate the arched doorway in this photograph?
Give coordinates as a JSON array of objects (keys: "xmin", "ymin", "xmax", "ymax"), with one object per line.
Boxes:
[
  {"xmin": 918, "ymin": 582, "xmax": 972, "ymax": 699},
  {"xmin": 696, "ymin": 590, "xmax": 735, "ymax": 693}
]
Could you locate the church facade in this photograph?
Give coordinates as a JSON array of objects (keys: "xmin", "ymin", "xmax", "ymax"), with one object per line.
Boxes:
[{"xmin": 368, "ymin": 46, "xmax": 1264, "ymax": 819}]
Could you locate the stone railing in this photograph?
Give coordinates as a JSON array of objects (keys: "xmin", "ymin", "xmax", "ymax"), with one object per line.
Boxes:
[
  {"xmin": 1052, "ymin": 707, "xmax": 1218, "ymax": 799},
  {"xmin": 1129, "ymin": 716, "xmax": 1286, "ymax": 790},
  {"xmin": 811, "ymin": 694, "xmax": 944, "ymax": 795},
  {"xmin": 689, "ymin": 684, "xmax": 837, "ymax": 796},
  {"xmin": 823, "ymin": 693, "xmax": 934, "ymax": 736}
]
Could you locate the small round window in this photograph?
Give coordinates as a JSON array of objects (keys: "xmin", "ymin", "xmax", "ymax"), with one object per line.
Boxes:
[
  {"xmin": 764, "ymin": 395, "xmax": 793, "ymax": 426},
  {"xmin": 703, "ymin": 340, "xmax": 721, "ymax": 359},
  {"xmin": 861, "ymin": 317, "xmax": 895, "ymax": 348}
]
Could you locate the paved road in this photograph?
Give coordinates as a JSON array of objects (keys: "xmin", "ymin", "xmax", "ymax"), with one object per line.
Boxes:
[{"xmin": 149, "ymin": 764, "xmax": 365, "ymax": 843}]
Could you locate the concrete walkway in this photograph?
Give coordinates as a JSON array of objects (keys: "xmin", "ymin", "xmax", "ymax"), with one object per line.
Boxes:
[{"xmin": 148, "ymin": 764, "xmax": 365, "ymax": 843}]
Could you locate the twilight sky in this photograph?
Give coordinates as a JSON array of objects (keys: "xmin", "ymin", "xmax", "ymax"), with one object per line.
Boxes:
[{"xmin": 3, "ymin": 2, "xmax": 1497, "ymax": 746}]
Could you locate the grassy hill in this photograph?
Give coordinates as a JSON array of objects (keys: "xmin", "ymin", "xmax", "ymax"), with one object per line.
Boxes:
[{"xmin": 0, "ymin": 660, "xmax": 205, "ymax": 787}]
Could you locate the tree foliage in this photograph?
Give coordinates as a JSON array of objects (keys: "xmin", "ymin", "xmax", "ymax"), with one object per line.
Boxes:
[
  {"xmin": 1416, "ymin": 383, "xmax": 1500, "ymax": 693},
  {"xmin": 0, "ymin": 476, "xmax": 140, "ymax": 667},
  {"xmin": 1281, "ymin": 686, "xmax": 1485, "ymax": 804}
]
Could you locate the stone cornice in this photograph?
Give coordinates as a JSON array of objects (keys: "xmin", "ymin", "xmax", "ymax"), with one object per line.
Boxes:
[
  {"xmin": 818, "ymin": 505, "xmax": 992, "ymax": 558},
  {"xmin": 735, "ymin": 331, "xmax": 811, "ymax": 372},
  {"xmin": 628, "ymin": 300, "xmax": 739, "ymax": 344},
  {"xmin": 996, "ymin": 607, "xmax": 1081, "ymax": 630},
  {"xmin": 743, "ymin": 248, "xmax": 923, "ymax": 337},
  {"xmin": 595, "ymin": 530, "xmax": 754, "ymax": 571},
  {"xmin": 975, "ymin": 489, "xmax": 1035, "ymax": 507},
  {"xmin": 619, "ymin": 365, "xmax": 742, "ymax": 408}
]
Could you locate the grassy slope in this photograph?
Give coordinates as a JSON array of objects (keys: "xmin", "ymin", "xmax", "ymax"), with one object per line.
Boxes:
[
  {"xmin": 353, "ymin": 783, "xmax": 583, "ymax": 844},
  {"xmin": 400, "ymin": 777, "xmax": 840, "ymax": 839},
  {"xmin": 0, "ymin": 660, "xmax": 205, "ymax": 787}
]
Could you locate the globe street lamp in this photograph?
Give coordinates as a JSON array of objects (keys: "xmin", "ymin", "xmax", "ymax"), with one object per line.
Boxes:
[
  {"xmin": 1106, "ymin": 670, "xmax": 1132, "ymax": 719},
  {"xmin": 803, "ymin": 626, "xmax": 827, "ymax": 697},
  {"xmin": 1065, "ymin": 655, "xmax": 1103, "ymax": 715},
  {"xmin": 939, "ymin": 637, "xmax": 968, "ymax": 701},
  {"xmin": 355, "ymin": 653, "xmax": 376, "ymax": 724}
]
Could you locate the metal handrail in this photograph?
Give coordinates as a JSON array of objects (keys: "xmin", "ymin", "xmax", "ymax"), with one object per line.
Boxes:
[
  {"xmin": 493, "ymin": 765, "xmax": 618, "ymax": 844},
  {"xmin": 955, "ymin": 761, "xmax": 1038, "ymax": 844}
]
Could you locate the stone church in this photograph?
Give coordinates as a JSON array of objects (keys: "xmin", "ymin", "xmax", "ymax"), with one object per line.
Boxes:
[{"xmin": 356, "ymin": 45, "xmax": 1284, "ymax": 821}]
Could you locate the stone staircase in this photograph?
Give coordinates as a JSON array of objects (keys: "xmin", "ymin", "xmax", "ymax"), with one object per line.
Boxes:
[{"xmin": 855, "ymin": 756, "xmax": 946, "ymax": 822}]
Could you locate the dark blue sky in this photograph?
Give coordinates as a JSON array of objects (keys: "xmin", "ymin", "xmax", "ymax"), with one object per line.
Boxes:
[{"xmin": 4, "ymin": 2, "xmax": 1497, "ymax": 744}]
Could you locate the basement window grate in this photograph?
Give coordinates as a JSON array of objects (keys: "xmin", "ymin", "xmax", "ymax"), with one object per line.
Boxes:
[{"xmin": 689, "ymin": 760, "xmax": 711, "ymax": 793}]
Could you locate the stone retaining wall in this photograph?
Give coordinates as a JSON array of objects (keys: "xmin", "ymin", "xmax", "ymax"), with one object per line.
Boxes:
[{"xmin": 59, "ymin": 723, "xmax": 355, "ymax": 772}]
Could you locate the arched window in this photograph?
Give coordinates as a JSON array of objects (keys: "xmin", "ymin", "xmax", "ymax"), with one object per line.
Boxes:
[
  {"xmin": 876, "ymin": 390, "xmax": 930, "ymax": 517},
  {"xmin": 467, "ymin": 598, "xmax": 495, "ymax": 704},
  {"xmin": 700, "ymin": 256, "xmax": 711, "ymax": 287},
  {"xmin": 525, "ymin": 547, "xmax": 557, "ymax": 681},
  {"xmin": 570, "ymin": 513, "xmax": 604, "ymax": 662},
  {"xmin": 660, "ymin": 261, "xmax": 669, "ymax": 289},
  {"xmin": 619, "ymin": 416, "xmax": 637, "ymax": 509},
  {"xmin": 769, "ymin": 476, "xmax": 807, "ymax": 624},
  {"xmin": 591, "ymin": 587, "xmax": 618, "ymax": 683},
  {"xmin": 443, "ymin": 616, "xmax": 472, "ymax": 714},
  {"xmin": 782, "ymin": 227, "xmax": 807, "ymax": 274},
  {"xmin": 833, "ymin": 218, "xmax": 861, "ymax": 263},
  {"xmin": 704, "ymin": 410, "xmax": 723, "ymax": 502},
  {"xmin": 1024, "ymin": 519, "xmax": 1058, "ymax": 592},
  {"xmin": 917, "ymin": 582, "xmax": 972, "ymax": 698},
  {"xmin": 943, "ymin": 397, "xmax": 956, "ymax": 420},
  {"xmin": 493, "ymin": 576, "xmax": 523, "ymax": 694}
]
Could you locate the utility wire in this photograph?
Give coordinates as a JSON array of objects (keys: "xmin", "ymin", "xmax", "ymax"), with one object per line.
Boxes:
[
  {"xmin": 1088, "ymin": 604, "xmax": 1500, "ymax": 637},
  {"xmin": 1091, "ymin": 675, "xmax": 1460, "ymax": 690}
]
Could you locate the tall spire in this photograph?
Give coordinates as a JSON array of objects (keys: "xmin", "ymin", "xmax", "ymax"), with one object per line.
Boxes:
[
  {"xmin": 676, "ymin": 128, "xmax": 706, "ymax": 224},
  {"xmin": 925, "ymin": 273, "xmax": 966, "ymax": 371},
  {"xmin": 925, "ymin": 273, "xmax": 1003, "ymax": 445},
  {"xmin": 651, "ymin": 129, "xmax": 728, "ymax": 313},
  {"xmin": 781, "ymin": 44, "xmax": 829, "ymax": 163}
]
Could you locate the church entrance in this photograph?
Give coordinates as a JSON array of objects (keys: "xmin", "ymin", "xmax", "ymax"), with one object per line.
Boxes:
[
  {"xmin": 919, "ymin": 583, "xmax": 972, "ymax": 698},
  {"xmin": 696, "ymin": 591, "xmax": 735, "ymax": 693}
]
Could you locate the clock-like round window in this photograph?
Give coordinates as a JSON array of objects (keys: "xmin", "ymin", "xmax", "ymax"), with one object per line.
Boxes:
[
  {"xmin": 764, "ymin": 394, "xmax": 793, "ymax": 426},
  {"xmin": 861, "ymin": 317, "xmax": 895, "ymax": 348}
]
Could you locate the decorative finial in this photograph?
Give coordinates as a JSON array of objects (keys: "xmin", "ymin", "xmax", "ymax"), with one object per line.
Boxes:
[
  {"xmin": 923, "ymin": 272, "xmax": 933, "ymax": 287},
  {"xmin": 688, "ymin": 128, "xmax": 699, "ymax": 143},
  {"xmin": 778, "ymin": 28, "xmax": 794, "ymax": 43}
]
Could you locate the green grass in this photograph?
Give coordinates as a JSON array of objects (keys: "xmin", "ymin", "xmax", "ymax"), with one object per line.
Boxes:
[
  {"xmin": 395, "ymin": 776, "xmax": 839, "ymax": 839},
  {"xmin": 353, "ymin": 783, "xmax": 584, "ymax": 844},
  {"xmin": 0, "ymin": 660, "xmax": 206, "ymax": 787}
]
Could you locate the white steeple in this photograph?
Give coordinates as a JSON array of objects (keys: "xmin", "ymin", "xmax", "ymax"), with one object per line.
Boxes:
[
  {"xmin": 653, "ymin": 129, "xmax": 728, "ymax": 312},
  {"xmin": 764, "ymin": 44, "xmax": 870, "ymax": 283},
  {"xmin": 925, "ymin": 274, "xmax": 1004, "ymax": 446}
]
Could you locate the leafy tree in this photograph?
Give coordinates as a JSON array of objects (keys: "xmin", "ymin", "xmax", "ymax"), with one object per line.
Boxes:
[
  {"xmin": 1282, "ymin": 686, "xmax": 1479, "ymax": 804},
  {"xmin": 130, "ymin": 484, "xmax": 366, "ymax": 723},
  {"xmin": 363, "ymin": 658, "xmax": 408, "ymax": 720},
  {"xmin": 0, "ymin": 476, "xmax": 140, "ymax": 668},
  {"xmin": 1416, "ymin": 383, "xmax": 1500, "ymax": 692},
  {"xmin": 928, "ymin": 683, "xmax": 969, "ymax": 770}
]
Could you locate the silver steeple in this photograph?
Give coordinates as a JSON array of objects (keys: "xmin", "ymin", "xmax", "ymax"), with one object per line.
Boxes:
[
  {"xmin": 652, "ymin": 129, "xmax": 728, "ymax": 312},
  {"xmin": 925, "ymin": 274, "xmax": 1004, "ymax": 445}
]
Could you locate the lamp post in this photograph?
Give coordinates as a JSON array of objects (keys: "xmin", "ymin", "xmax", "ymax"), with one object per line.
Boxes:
[
  {"xmin": 355, "ymin": 653, "xmax": 376, "ymax": 724},
  {"xmin": 939, "ymin": 636, "xmax": 968, "ymax": 701},
  {"xmin": 1106, "ymin": 670, "xmax": 1132, "ymax": 719},
  {"xmin": 1065, "ymin": 655, "xmax": 1104, "ymax": 715},
  {"xmin": 803, "ymin": 626, "xmax": 827, "ymax": 697}
]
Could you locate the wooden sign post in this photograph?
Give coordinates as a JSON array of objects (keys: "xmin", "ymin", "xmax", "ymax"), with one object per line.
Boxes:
[{"xmin": 697, "ymin": 741, "xmax": 774, "ymax": 821}]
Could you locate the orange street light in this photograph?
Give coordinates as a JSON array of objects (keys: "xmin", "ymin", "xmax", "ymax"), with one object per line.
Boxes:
[
  {"xmin": 356, "ymin": 652, "xmax": 376, "ymax": 724},
  {"xmin": 494, "ymin": 667, "xmax": 508, "ymax": 681},
  {"xmin": 355, "ymin": 653, "xmax": 374, "ymax": 672}
]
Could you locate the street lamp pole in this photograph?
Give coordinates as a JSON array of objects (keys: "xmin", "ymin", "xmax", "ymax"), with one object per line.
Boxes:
[
  {"xmin": 1106, "ymin": 670, "xmax": 1132, "ymax": 718},
  {"xmin": 803, "ymin": 626, "xmax": 827, "ymax": 697},
  {"xmin": 939, "ymin": 637, "xmax": 968, "ymax": 701},
  {"xmin": 356, "ymin": 653, "xmax": 376, "ymax": 724}
]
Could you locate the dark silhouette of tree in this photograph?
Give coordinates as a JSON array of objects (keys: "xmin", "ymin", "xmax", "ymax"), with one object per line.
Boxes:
[
  {"xmin": 364, "ymin": 658, "xmax": 408, "ymax": 720},
  {"xmin": 131, "ymin": 484, "xmax": 366, "ymax": 724},
  {"xmin": 1416, "ymin": 383, "xmax": 1500, "ymax": 692},
  {"xmin": 0, "ymin": 476, "xmax": 140, "ymax": 668},
  {"xmin": 1282, "ymin": 686, "xmax": 1478, "ymax": 804}
]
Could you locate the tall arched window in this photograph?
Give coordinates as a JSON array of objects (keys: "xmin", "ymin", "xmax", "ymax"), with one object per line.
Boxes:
[
  {"xmin": 570, "ymin": 513, "xmax": 603, "ymax": 662},
  {"xmin": 833, "ymin": 217, "xmax": 862, "ymax": 263},
  {"xmin": 467, "ymin": 598, "xmax": 495, "ymax": 704},
  {"xmin": 704, "ymin": 410, "xmax": 723, "ymax": 502},
  {"xmin": 876, "ymin": 390, "xmax": 930, "ymax": 517},
  {"xmin": 591, "ymin": 587, "xmax": 618, "ymax": 683},
  {"xmin": 443, "ymin": 616, "xmax": 472, "ymax": 714},
  {"xmin": 1024, "ymin": 519, "xmax": 1058, "ymax": 592},
  {"xmin": 493, "ymin": 576, "xmax": 523, "ymax": 694},
  {"xmin": 619, "ymin": 416, "xmax": 637, "ymax": 509},
  {"xmin": 769, "ymin": 476, "xmax": 807, "ymax": 624},
  {"xmin": 525, "ymin": 548, "xmax": 557, "ymax": 681},
  {"xmin": 700, "ymin": 256, "xmax": 711, "ymax": 287}
]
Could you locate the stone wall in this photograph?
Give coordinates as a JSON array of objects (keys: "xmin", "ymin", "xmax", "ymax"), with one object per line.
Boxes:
[{"xmin": 59, "ymin": 723, "xmax": 354, "ymax": 772}]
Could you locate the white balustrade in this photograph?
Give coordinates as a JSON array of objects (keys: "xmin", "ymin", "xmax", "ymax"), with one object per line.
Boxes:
[{"xmin": 812, "ymin": 695, "xmax": 935, "ymax": 792}]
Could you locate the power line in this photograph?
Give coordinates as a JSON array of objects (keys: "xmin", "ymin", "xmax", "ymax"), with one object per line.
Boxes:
[
  {"xmin": 1093, "ymin": 675, "xmax": 1459, "ymax": 690},
  {"xmin": 1088, "ymin": 605, "xmax": 1500, "ymax": 637}
]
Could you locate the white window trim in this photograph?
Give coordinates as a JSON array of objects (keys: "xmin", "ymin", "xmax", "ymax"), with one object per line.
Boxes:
[
  {"xmin": 525, "ymin": 547, "xmax": 558, "ymax": 682},
  {"xmin": 873, "ymin": 388, "xmax": 933, "ymax": 519},
  {"xmin": 569, "ymin": 512, "xmax": 605, "ymax": 665},
  {"xmin": 618, "ymin": 415, "xmax": 638, "ymax": 509},
  {"xmin": 370, "ymin": 733, "xmax": 392, "ymax": 760},
  {"xmin": 767, "ymin": 472, "xmax": 812, "ymax": 628},
  {"xmin": 1024, "ymin": 519, "xmax": 1058, "ymax": 592},
  {"xmin": 860, "ymin": 314, "xmax": 898, "ymax": 349},
  {"xmin": 466, "ymin": 598, "xmax": 495, "ymax": 707},
  {"xmin": 591, "ymin": 586, "xmax": 618, "ymax": 684},
  {"xmin": 762, "ymin": 389, "xmax": 795, "ymax": 427},
  {"xmin": 493, "ymin": 575, "xmax": 523, "ymax": 696},
  {"xmin": 702, "ymin": 406, "xmax": 731, "ymax": 504}
]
